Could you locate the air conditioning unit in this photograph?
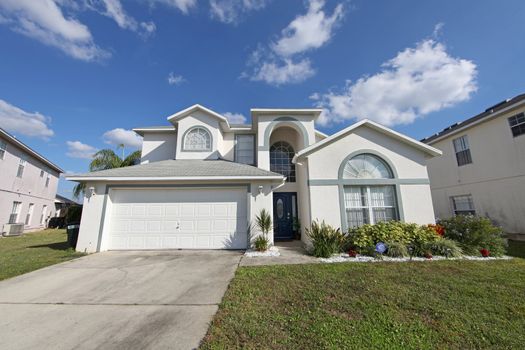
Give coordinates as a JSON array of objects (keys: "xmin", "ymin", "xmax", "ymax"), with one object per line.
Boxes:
[{"xmin": 2, "ymin": 223, "xmax": 24, "ymax": 237}]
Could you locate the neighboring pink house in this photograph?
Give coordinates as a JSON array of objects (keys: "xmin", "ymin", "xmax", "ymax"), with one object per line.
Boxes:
[{"xmin": 0, "ymin": 128, "xmax": 63, "ymax": 234}]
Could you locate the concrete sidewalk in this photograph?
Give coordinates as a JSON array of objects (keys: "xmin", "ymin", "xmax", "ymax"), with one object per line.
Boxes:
[{"xmin": 0, "ymin": 250, "xmax": 242, "ymax": 350}]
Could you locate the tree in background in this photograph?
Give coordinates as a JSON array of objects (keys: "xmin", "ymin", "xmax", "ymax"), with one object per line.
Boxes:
[{"xmin": 72, "ymin": 147, "xmax": 141, "ymax": 198}]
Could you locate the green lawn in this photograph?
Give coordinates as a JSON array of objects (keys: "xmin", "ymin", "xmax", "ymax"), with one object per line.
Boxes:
[
  {"xmin": 0, "ymin": 229, "xmax": 85, "ymax": 281},
  {"xmin": 201, "ymin": 259, "xmax": 525, "ymax": 349}
]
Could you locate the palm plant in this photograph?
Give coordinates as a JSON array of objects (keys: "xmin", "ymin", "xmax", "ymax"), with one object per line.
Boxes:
[
  {"xmin": 253, "ymin": 209, "xmax": 272, "ymax": 251},
  {"xmin": 72, "ymin": 148, "xmax": 141, "ymax": 198}
]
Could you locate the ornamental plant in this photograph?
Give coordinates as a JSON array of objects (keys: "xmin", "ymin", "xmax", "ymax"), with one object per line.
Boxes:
[
  {"xmin": 428, "ymin": 224, "xmax": 445, "ymax": 237},
  {"xmin": 306, "ymin": 220, "xmax": 345, "ymax": 258},
  {"xmin": 480, "ymin": 248, "xmax": 490, "ymax": 257},
  {"xmin": 438, "ymin": 215, "xmax": 506, "ymax": 256},
  {"xmin": 252, "ymin": 209, "xmax": 272, "ymax": 251}
]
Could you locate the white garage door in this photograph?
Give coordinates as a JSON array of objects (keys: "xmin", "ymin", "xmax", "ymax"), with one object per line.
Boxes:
[{"xmin": 104, "ymin": 187, "xmax": 248, "ymax": 250}]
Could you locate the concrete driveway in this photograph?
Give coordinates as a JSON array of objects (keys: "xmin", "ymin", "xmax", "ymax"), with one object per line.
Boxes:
[{"xmin": 0, "ymin": 250, "xmax": 242, "ymax": 350}]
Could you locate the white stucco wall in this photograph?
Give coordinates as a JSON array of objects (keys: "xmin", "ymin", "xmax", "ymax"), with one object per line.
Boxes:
[
  {"xmin": 426, "ymin": 105, "xmax": 525, "ymax": 233},
  {"xmin": 140, "ymin": 132, "xmax": 176, "ymax": 164},
  {"xmin": 0, "ymin": 135, "xmax": 60, "ymax": 232},
  {"xmin": 175, "ymin": 111, "xmax": 222, "ymax": 160},
  {"xmin": 304, "ymin": 125, "xmax": 436, "ymax": 231}
]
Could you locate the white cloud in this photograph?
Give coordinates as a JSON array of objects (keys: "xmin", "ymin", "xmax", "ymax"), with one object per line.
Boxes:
[
  {"xmin": 272, "ymin": 0, "xmax": 344, "ymax": 57},
  {"xmin": 167, "ymin": 72, "xmax": 185, "ymax": 85},
  {"xmin": 223, "ymin": 112, "xmax": 247, "ymax": 124},
  {"xmin": 251, "ymin": 58, "xmax": 315, "ymax": 85},
  {"xmin": 147, "ymin": 0, "xmax": 197, "ymax": 14},
  {"xmin": 66, "ymin": 141, "xmax": 98, "ymax": 159},
  {"xmin": 0, "ymin": 0, "xmax": 110, "ymax": 61},
  {"xmin": 0, "ymin": 99, "xmax": 54, "ymax": 138},
  {"xmin": 85, "ymin": 0, "xmax": 156, "ymax": 38},
  {"xmin": 210, "ymin": 0, "xmax": 269, "ymax": 24},
  {"xmin": 244, "ymin": 0, "xmax": 344, "ymax": 85},
  {"xmin": 102, "ymin": 128, "xmax": 143, "ymax": 148},
  {"xmin": 312, "ymin": 39, "xmax": 478, "ymax": 126}
]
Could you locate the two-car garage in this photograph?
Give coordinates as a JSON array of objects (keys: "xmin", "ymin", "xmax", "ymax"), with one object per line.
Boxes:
[{"xmin": 102, "ymin": 187, "xmax": 249, "ymax": 250}]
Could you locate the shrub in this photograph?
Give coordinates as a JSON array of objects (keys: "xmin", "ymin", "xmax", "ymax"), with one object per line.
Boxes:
[
  {"xmin": 438, "ymin": 215, "xmax": 506, "ymax": 256},
  {"xmin": 306, "ymin": 220, "xmax": 345, "ymax": 258},
  {"xmin": 347, "ymin": 221, "xmax": 440, "ymax": 253},
  {"xmin": 385, "ymin": 241, "xmax": 409, "ymax": 258},
  {"xmin": 253, "ymin": 235, "xmax": 270, "ymax": 252},
  {"xmin": 425, "ymin": 238, "xmax": 463, "ymax": 258},
  {"xmin": 66, "ymin": 205, "xmax": 83, "ymax": 224}
]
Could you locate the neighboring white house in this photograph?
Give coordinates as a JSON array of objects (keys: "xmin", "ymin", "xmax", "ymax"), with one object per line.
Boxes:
[
  {"xmin": 423, "ymin": 93, "xmax": 525, "ymax": 235},
  {"xmin": 0, "ymin": 128, "xmax": 63, "ymax": 234},
  {"xmin": 67, "ymin": 105, "xmax": 441, "ymax": 252}
]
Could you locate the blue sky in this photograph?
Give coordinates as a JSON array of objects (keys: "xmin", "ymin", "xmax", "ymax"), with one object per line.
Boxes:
[{"xmin": 0, "ymin": 0, "xmax": 524, "ymax": 200}]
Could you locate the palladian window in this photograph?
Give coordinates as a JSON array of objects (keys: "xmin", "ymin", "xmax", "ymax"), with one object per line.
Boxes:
[
  {"xmin": 342, "ymin": 153, "xmax": 398, "ymax": 228},
  {"xmin": 184, "ymin": 127, "xmax": 212, "ymax": 151}
]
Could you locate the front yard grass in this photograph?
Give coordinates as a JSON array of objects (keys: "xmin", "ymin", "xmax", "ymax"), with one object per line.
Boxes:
[
  {"xmin": 201, "ymin": 259, "xmax": 525, "ymax": 349},
  {"xmin": 0, "ymin": 229, "xmax": 85, "ymax": 281}
]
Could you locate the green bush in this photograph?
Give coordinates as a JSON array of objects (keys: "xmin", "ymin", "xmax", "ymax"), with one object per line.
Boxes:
[
  {"xmin": 385, "ymin": 241, "xmax": 409, "ymax": 257},
  {"xmin": 347, "ymin": 221, "xmax": 440, "ymax": 252},
  {"xmin": 66, "ymin": 205, "xmax": 83, "ymax": 224},
  {"xmin": 425, "ymin": 238, "xmax": 463, "ymax": 258},
  {"xmin": 306, "ymin": 220, "xmax": 345, "ymax": 258},
  {"xmin": 438, "ymin": 216, "xmax": 506, "ymax": 256},
  {"xmin": 253, "ymin": 235, "xmax": 270, "ymax": 252}
]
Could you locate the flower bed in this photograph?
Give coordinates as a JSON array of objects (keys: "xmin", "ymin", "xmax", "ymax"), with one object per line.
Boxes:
[
  {"xmin": 244, "ymin": 246, "xmax": 280, "ymax": 257},
  {"xmin": 319, "ymin": 253, "xmax": 513, "ymax": 264}
]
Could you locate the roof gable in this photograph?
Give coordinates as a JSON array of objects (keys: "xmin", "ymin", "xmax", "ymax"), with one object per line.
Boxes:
[
  {"xmin": 294, "ymin": 119, "xmax": 442, "ymax": 162},
  {"xmin": 167, "ymin": 104, "xmax": 228, "ymax": 125}
]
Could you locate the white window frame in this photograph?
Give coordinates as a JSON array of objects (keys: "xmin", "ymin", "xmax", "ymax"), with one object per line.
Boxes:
[
  {"xmin": 25, "ymin": 203, "xmax": 34, "ymax": 225},
  {"xmin": 344, "ymin": 185, "xmax": 398, "ymax": 228},
  {"xmin": 40, "ymin": 205, "xmax": 48, "ymax": 225},
  {"xmin": 451, "ymin": 195, "xmax": 476, "ymax": 216},
  {"xmin": 452, "ymin": 135, "xmax": 472, "ymax": 166},
  {"xmin": 508, "ymin": 112, "xmax": 525, "ymax": 138},
  {"xmin": 183, "ymin": 127, "xmax": 212, "ymax": 151},
  {"xmin": 0, "ymin": 140, "xmax": 6, "ymax": 160},
  {"xmin": 17, "ymin": 156, "xmax": 26, "ymax": 178},
  {"xmin": 234, "ymin": 134, "xmax": 255, "ymax": 165},
  {"xmin": 9, "ymin": 201, "xmax": 22, "ymax": 224}
]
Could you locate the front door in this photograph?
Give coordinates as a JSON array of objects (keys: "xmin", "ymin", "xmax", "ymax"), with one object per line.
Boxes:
[{"xmin": 273, "ymin": 192, "xmax": 296, "ymax": 240}]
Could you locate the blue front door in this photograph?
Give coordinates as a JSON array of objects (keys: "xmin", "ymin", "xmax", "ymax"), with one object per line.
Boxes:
[{"xmin": 273, "ymin": 192, "xmax": 296, "ymax": 240}]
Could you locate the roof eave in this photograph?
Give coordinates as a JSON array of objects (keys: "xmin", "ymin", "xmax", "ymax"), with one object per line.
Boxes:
[{"xmin": 65, "ymin": 175, "xmax": 285, "ymax": 182}]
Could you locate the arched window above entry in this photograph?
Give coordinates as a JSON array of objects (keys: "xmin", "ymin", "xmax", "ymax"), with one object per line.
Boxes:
[
  {"xmin": 183, "ymin": 127, "xmax": 212, "ymax": 151},
  {"xmin": 270, "ymin": 141, "xmax": 296, "ymax": 182},
  {"xmin": 342, "ymin": 153, "xmax": 394, "ymax": 179}
]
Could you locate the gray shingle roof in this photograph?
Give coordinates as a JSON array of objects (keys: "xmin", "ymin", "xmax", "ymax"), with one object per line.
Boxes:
[{"xmin": 67, "ymin": 160, "xmax": 283, "ymax": 180}]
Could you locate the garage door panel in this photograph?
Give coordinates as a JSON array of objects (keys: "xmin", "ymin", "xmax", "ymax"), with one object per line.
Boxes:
[{"xmin": 105, "ymin": 188, "xmax": 248, "ymax": 250}]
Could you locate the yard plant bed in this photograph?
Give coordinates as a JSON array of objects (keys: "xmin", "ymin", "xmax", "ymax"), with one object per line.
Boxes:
[
  {"xmin": 0, "ymin": 229, "xmax": 85, "ymax": 281},
  {"xmin": 201, "ymin": 260, "xmax": 525, "ymax": 349}
]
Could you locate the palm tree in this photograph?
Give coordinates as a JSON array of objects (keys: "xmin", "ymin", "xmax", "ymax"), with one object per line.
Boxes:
[{"xmin": 72, "ymin": 148, "xmax": 141, "ymax": 198}]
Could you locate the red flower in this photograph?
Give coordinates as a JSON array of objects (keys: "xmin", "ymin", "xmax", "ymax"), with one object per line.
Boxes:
[
  {"xmin": 348, "ymin": 249, "xmax": 357, "ymax": 257},
  {"xmin": 424, "ymin": 252, "xmax": 433, "ymax": 259},
  {"xmin": 480, "ymin": 249, "xmax": 490, "ymax": 257},
  {"xmin": 428, "ymin": 224, "xmax": 445, "ymax": 237}
]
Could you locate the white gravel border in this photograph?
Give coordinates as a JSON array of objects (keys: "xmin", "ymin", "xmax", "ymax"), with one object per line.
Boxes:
[
  {"xmin": 318, "ymin": 253, "xmax": 513, "ymax": 263},
  {"xmin": 244, "ymin": 246, "xmax": 280, "ymax": 257}
]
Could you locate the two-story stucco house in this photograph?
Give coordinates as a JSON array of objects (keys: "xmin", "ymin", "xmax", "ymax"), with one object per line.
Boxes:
[
  {"xmin": 67, "ymin": 105, "xmax": 441, "ymax": 253},
  {"xmin": 0, "ymin": 128, "xmax": 63, "ymax": 234},
  {"xmin": 423, "ymin": 94, "xmax": 525, "ymax": 236}
]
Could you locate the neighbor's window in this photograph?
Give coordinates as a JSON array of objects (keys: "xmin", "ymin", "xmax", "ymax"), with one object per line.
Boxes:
[
  {"xmin": 40, "ymin": 205, "xmax": 48, "ymax": 225},
  {"xmin": 508, "ymin": 112, "xmax": 525, "ymax": 138},
  {"xmin": 451, "ymin": 195, "xmax": 475, "ymax": 216},
  {"xmin": 270, "ymin": 141, "xmax": 296, "ymax": 182},
  {"xmin": 183, "ymin": 127, "xmax": 212, "ymax": 151},
  {"xmin": 17, "ymin": 156, "xmax": 26, "ymax": 178},
  {"xmin": 9, "ymin": 201, "xmax": 22, "ymax": 224},
  {"xmin": 25, "ymin": 203, "xmax": 34, "ymax": 225},
  {"xmin": 40, "ymin": 170, "xmax": 45, "ymax": 178},
  {"xmin": 0, "ymin": 140, "xmax": 6, "ymax": 160},
  {"xmin": 452, "ymin": 135, "xmax": 472, "ymax": 166},
  {"xmin": 235, "ymin": 134, "xmax": 255, "ymax": 165},
  {"xmin": 45, "ymin": 173, "xmax": 50, "ymax": 187}
]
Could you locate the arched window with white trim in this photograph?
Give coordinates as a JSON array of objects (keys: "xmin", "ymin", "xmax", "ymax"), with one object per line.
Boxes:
[
  {"xmin": 342, "ymin": 153, "xmax": 398, "ymax": 228},
  {"xmin": 270, "ymin": 141, "xmax": 296, "ymax": 182},
  {"xmin": 183, "ymin": 127, "xmax": 212, "ymax": 151}
]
